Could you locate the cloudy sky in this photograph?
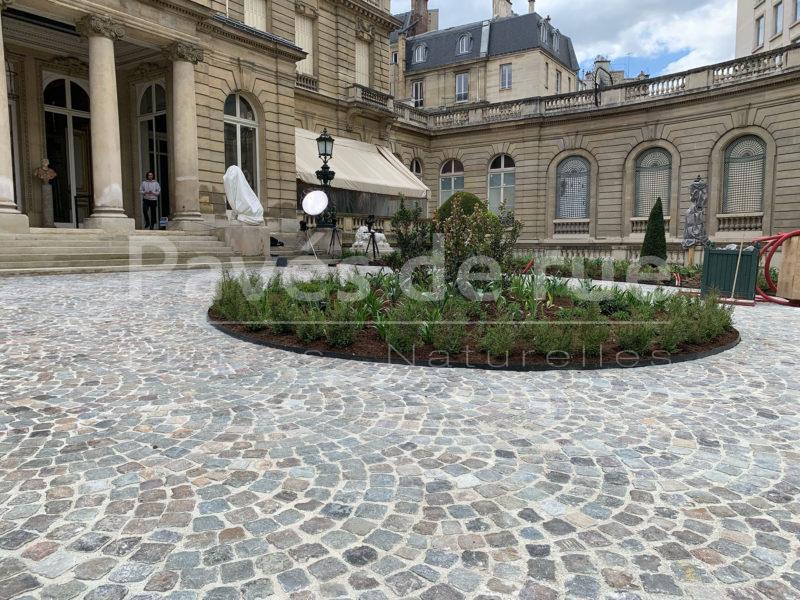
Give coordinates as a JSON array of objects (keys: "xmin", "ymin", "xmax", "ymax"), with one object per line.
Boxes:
[{"xmin": 391, "ymin": 0, "xmax": 737, "ymax": 77}]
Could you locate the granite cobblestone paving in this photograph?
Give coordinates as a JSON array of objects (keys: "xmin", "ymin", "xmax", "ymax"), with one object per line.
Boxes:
[{"xmin": 0, "ymin": 269, "xmax": 799, "ymax": 599}]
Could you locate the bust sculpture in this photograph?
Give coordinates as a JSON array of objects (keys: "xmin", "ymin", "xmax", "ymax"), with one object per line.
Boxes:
[
  {"xmin": 683, "ymin": 175, "xmax": 709, "ymax": 249},
  {"xmin": 33, "ymin": 158, "xmax": 57, "ymax": 183}
]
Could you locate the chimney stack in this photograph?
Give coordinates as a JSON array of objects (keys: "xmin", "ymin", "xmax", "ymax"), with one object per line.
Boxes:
[
  {"xmin": 492, "ymin": 0, "xmax": 513, "ymax": 19},
  {"xmin": 411, "ymin": 0, "xmax": 430, "ymax": 35},
  {"xmin": 528, "ymin": 0, "xmax": 536, "ymax": 14}
]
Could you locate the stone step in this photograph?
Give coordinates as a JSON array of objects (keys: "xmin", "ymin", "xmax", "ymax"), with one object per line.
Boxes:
[
  {"xmin": 0, "ymin": 242, "xmax": 230, "ymax": 253},
  {"xmin": 0, "ymin": 249, "xmax": 234, "ymax": 263},
  {"xmin": 0, "ymin": 258, "xmax": 268, "ymax": 277}
]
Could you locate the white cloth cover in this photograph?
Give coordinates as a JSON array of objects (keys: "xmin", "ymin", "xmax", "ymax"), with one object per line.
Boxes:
[{"xmin": 223, "ymin": 165, "xmax": 264, "ymax": 225}]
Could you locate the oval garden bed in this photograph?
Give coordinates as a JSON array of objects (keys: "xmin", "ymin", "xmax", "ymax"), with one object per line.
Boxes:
[{"xmin": 208, "ymin": 271, "xmax": 739, "ymax": 371}]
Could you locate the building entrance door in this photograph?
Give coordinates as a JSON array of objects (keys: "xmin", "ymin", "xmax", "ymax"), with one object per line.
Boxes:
[
  {"xmin": 138, "ymin": 83, "xmax": 170, "ymax": 227},
  {"xmin": 43, "ymin": 77, "xmax": 92, "ymax": 228}
]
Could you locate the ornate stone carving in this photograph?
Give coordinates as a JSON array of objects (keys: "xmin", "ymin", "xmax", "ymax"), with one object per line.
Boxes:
[
  {"xmin": 47, "ymin": 56, "xmax": 89, "ymax": 75},
  {"xmin": 295, "ymin": 1, "xmax": 319, "ymax": 18},
  {"xmin": 133, "ymin": 61, "xmax": 164, "ymax": 78},
  {"xmin": 164, "ymin": 42, "xmax": 204, "ymax": 65},
  {"xmin": 76, "ymin": 15, "xmax": 126, "ymax": 41},
  {"xmin": 683, "ymin": 176, "xmax": 709, "ymax": 249},
  {"xmin": 356, "ymin": 19, "xmax": 374, "ymax": 42}
]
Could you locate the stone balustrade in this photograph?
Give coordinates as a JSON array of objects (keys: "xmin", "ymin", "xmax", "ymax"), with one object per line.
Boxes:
[
  {"xmin": 299, "ymin": 212, "xmax": 393, "ymax": 234},
  {"xmin": 717, "ymin": 213, "xmax": 764, "ymax": 232},
  {"xmin": 553, "ymin": 219, "xmax": 590, "ymax": 235},
  {"xmin": 630, "ymin": 217, "xmax": 671, "ymax": 234},
  {"xmin": 393, "ymin": 41, "xmax": 800, "ymax": 130},
  {"xmin": 348, "ymin": 84, "xmax": 393, "ymax": 111},
  {"xmin": 296, "ymin": 73, "xmax": 319, "ymax": 92}
]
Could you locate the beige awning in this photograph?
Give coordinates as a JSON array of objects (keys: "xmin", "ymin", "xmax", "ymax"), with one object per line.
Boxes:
[{"xmin": 295, "ymin": 128, "xmax": 429, "ymax": 199}]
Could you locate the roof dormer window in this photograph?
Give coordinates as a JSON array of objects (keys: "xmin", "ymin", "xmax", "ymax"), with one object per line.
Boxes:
[
  {"xmin": 553, "ymin": 31, "xmax": 560, "ymax": 52},
  {"xmin": 412, "ymin": 44, "xmax": 428, "ymax": 64},
  {"xmin": 457, "ymin": 34, "xmax": 472, "ymax": 55}
]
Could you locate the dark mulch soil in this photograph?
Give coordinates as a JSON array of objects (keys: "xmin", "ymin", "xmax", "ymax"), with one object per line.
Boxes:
[{"xmin": 209, "ymin": 309, "xmax": 740, "ymax": 371}]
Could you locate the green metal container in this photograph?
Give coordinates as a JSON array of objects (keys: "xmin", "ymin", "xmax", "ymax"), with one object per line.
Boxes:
[{"xmin": 701, "ymin": 242, "xmax": 760, "ymax": 300}]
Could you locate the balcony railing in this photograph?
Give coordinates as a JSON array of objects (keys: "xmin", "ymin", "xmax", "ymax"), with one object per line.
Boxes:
[
  {"xmin": 717, "ymin": 213, "xmax": 763, "ymax": 232},
  {"xmin": 348, "ymin": 84, "xmax": 393, "ymax": 111},
  {"xmin": 554, "ymin": 219, "xmax": 590, "ymax": 235},
  {"xmin": 296, "ymin": 73, "xmax": 319, "ymax": 92},
  {"xmin": 394, "ymin": 41, "xmax": 800, "ymax": 130},
  {"xmin": 630, "ymin": 216, "xmax": 671, "ymax": 234}
]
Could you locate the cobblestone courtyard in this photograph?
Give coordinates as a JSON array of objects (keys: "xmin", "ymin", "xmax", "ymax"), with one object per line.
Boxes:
[{"xmin": 0, "ymin": 269, "xmax": 799, "ymax": 600}]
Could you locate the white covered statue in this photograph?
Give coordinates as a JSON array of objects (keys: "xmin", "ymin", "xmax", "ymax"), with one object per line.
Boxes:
[
  {"xmin": 223, "ymin": 165, "xmax": 264, "ymax": 225},
  {"xmin": 351, "ymin": 225, "xmax": 393, "ymax": 255}
]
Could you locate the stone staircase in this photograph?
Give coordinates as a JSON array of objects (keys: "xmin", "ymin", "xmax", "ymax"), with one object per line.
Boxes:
[{"xmin": 0, "ymin": 228, "xmax": 258, "ymax": 276}]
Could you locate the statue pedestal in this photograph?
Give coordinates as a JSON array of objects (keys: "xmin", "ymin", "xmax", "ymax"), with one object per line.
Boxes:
[
  {"xmin": 41, "ymin": 184, "xmax": 54, "ymax": 228},
  {"xmin": 687, "ymin": 246, "xmax": 696, "ymax": 266}
]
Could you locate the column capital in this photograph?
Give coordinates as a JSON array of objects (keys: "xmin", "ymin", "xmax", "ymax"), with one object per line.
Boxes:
[
  {"xmin": 164, "ymin": 41, "xmax": 204, "ymax": 65},
  {"xmin": 77, "ymin": 15, "xmax": 125, "ymax": 41}
]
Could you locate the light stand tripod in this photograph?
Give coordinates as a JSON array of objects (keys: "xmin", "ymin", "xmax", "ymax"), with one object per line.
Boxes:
[
  {"xmin": 298, "ymin": 219, "xmax": 318, "ymax": 259},
  {"xmin": 364, "ymin": 215, "xmax": 380, "ymax": 260}
]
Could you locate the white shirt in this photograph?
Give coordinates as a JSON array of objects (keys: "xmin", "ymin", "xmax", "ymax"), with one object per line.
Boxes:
[{"xmin": 140, "ymin": 180, "xmax": 161, "ymax": 201}]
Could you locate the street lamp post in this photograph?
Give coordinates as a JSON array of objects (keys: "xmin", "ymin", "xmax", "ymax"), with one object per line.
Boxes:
[{"xmin": 315, "ymin": 129, "xmax": 336, "ymax": 228}]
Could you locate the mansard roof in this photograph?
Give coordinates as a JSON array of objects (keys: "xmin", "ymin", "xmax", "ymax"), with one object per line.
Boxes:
[{"xmin": 402, "ymin": 11, "xmax": 579, "ymax": 73}]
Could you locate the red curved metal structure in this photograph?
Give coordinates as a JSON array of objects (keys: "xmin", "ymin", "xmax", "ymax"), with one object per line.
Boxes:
[{"xmin": 752, "ymin": 230, "xmax": 800, "ymax": 306}]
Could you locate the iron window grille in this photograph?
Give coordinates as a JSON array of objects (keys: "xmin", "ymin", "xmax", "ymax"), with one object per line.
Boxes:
[
  {"xmin": 556, "ymin": 156, "xmax": 590, "ymax": 219},
  {"xmin": 723, "ymin": 136, "xmax": 766, "ymax": 214},
  {"xmin": 634, "ymin": 148, "xmax": 672, "ymax": 217}
]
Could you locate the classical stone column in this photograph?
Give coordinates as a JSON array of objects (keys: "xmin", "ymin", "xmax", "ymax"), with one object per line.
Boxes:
[
  {"xmin": 0, "ymin": 1, "xmax": 29, "ymax": 233},
  {"xmin": 165, "ymin": 42, "xmax": 205, "ymax": 230},
  {"xmin": 78, "ymin": 15, "xmax": 133, "ymax": 233}
]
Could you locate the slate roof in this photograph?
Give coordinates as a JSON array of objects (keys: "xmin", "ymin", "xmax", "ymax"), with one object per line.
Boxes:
[
  {"xmin": 401, "ymin": 11, "xmax": 579, "ymax": 73},
  {"xmin": 389, "ymin": 12, "xmax": 414, "ymax": 44},
  {"xmin": 212, "ymin": 14, "xmax": 303, "ymax": 52}
]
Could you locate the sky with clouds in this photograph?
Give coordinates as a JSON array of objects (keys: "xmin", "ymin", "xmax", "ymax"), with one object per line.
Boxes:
[{"xmin": 391, "ymin": 0, "xmax": 737, "ymax": 77}]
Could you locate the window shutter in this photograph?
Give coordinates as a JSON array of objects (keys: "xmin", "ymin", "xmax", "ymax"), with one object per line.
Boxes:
[
  {"xmin": 244, "ymin": 0, "xmax": 267, "ymax": 31},
  {"xmin": 296, "ymin": 15, "xmax": 314, "ymax": 75}
]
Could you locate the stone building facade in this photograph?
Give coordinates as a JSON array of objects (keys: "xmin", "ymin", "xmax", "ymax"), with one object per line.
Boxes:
[
  {"xmin": 1, "ymin": 0, "xmax": 800, "ymax": 264},
  {"xmin": 736, "ymin": 0, "xmax": 800, "ymax": 57}
]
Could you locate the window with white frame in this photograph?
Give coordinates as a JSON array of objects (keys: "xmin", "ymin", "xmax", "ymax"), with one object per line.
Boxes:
[
  {"xmin": 556, "ymin": 156, "xmax": 590, "ymax": 220},
  {"xmin": 796, "ymin": 0, "xmax": 800, "ymax": 22},
  {"xmin": 410, "ymin": 158, "xmax": 423, "ymax": 178},
  {"xmin": 545, "ymin": 62, "xmax": 549, "ymax": 88},
  {"xmin": 355, "ymin": 39, "xmax": 370, "ymax": 86},
  {"xmin": 756, "ymin": 15, "xmax": 766, "ymax": 46},
  {"xmin": 440, "ymin": 159, "xmax": 464, "ymax": 203},
  {"xmin": 635, "ymin": 148, "xmax": 672, "ymax": 218},
  {"xmin": 500, "ymin": 63, "xmax": 512, "ymax": 90},
  {"xmin": 295, "ymin": 14, "xmax": 314, "ymax": 76},
  {"xmin": 488, "ymin": 154, "xmax": 515, "ymax": 213},
  {"xmin": 412, "ymin": 80, "xmax": 424, "ymax": 108},
  {"xmin": 555, "ymin": 70, "xmax": 562, "ymax": 93},
  {"xmin": 553, "ymin": 31, "xmax": 560, "ymax": 53},
  {"xmin": 455, "ymin": 72, "xmax": 469, "ymax": 102},
  {"xmin": 457, "ymin": 34, "xmax": 471, "ymax": 55},
  {"xmin": 391, "ymin": 51, "xmax": 398, "ymax": 65},
  {"xmin": 723, "ymin": 135, "xmax": 766, "ymax": 214},
  {"xmin": 774, "ymin": 2, "xmax": 784, "ymax": 34},
  {"xmin": 413, "ymin": 44, "xmax": 427, "ymax": 64},
  {"xmin": 224, "ymin": 93, "xmax": 259, "ymax": 195},
  {"xmin": 244, "ymin": 0, "xmax": 267, "ymax": 31}
]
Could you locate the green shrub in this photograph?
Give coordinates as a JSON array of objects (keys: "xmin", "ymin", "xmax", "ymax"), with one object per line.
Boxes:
[
  {"xmin": 383, "ymin": 300, "xmax": 425, "ymax": 352},
  {"xmin": 391, "ymin": 199, "xmax": 434, "ymax": 262},
  {"xmin": 657, "ymin": 318, "xmax": 690, "ymax": 354},
  {"xmin": 296, "ymin": 308, "xmax": 325, "ymax": 343},
  {"xmin": 265, "ymin": 292, "xmax": 296, "ymax": 335},
  {"xmin": 324, "ymin": 302, "xmax": 361, "ymax": 348},
  {"xmin": 533, "ymin": 323, "xmax": 573, "ymax": 355},
  {"xmin": 435, "ymin": 191, "xmax": 486, "ymax": 224},
  {"xmin": 641, "ymin": 197, "xmax": 667, "ymax": 262},
  {"xmin": 570, "ymin": 305, "xmax": 609, "ymax": 356},
  {"xmin": 480, "ymin": 308, "xmax": 518, "ymax": 356},
  {"xmin": 616, "ymin": 324, "xmax": 656, "ymax": 355}
]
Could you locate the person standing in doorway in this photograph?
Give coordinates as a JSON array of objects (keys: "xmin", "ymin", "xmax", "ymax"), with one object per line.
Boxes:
[{"xmin": 140, "ymin": 171, "xmax": 161, "ymax": 230}]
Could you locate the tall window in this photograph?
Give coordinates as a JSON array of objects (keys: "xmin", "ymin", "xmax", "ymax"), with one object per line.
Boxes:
[
  {"xmin": 295, "ymin": 14, "xmax": 314, "ymax": 76},
  {"xmin": 774, "ymin": 2, "xmax": 784, "ymax": 34},
  {"xmin": 355, "ymin": 39, "xmax": 370, "ymax": 86},
  {"xmin": 545, "ymin": 62, "xmax": 550, "ymax": 89},
  {"xmin": 488, "ymin": 154, "xmax": 515, "ymax": 213},
  {"xmin": 244, "ymin": 0, "xmax": 267, "ymax": 31},
  {"xmin": 555, "ymin": 70, "xmax": 562, "ymax": 93},
  {"xmin": 796, "ymin": 0, "xmax": 800, "ymax": 23},
  {"xmin": 723, "ymin": 136, "xmax": 766, "ymax": 214},
  {"xmin": 224, "ymin": 93, "xmax": 259, "ymax": 194},
  {"xmin": 138, "ymin": 83, "xmax": 170, "ymax": 223},
  {"xmin": 500, "ymin": 64, "xmax": 512, "ymax": 90},
  {"xmin": 455, "ymin": 72, "xmax": 469, "ymax": 102},
  {"xmin": 440, "ymin": 159, "xmax": 464, "ymax": 204},
  {"xmin": 556, "ymin": 156, "xmax": 590, "ymax": 219},
  {"xmin": 553, "ymin": 32, "xmax": 560, "ymax": 53},
  {"xmin": 756, "ymin": 15, "xmax": 766, "ymax": 46},
  {"xmin": 410, "ymin": 158, "xmax": 423, "ymax": 178},
  {"xmin": 635, "ymin": 148, "xmax": 672, "ymax": 218},
  {"xmin": 391, "ymin": 52, "xmax": 398, "ymax": 65},
  {"xmin": 457, "ymin": 34, "xmax": 471, "ymax": 55},
  {"xmin": 412, "ymin": 80, "xmax": 424, "ymax": 108},
  {"xmin": 413, "ymin": 44, "xmax": 427, "ymax": 64}
]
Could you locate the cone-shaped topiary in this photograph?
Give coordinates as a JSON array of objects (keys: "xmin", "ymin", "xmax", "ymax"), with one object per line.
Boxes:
[
  {"xmin": 640, "ymin": 197, "xmax": 667, "ymax": 261},
  {"xmin": 435, "ymin": 191, "xmax": 486, "ymax": 225}
]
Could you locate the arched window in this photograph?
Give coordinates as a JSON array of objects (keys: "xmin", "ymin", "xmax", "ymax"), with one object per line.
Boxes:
[
  {"xmin": 723, "ymin": 135, "xmax": 766, "ymax": 214},
  {"xmin": 224, "ymin": 93, "xmax": 259, "ymax": 194},
  {"xmin": 413, "ymin": 44, "xmax": 427, "ymax": 64},
  {"xmin": 635, "ymin": 148, "xmax": 671, "ymax": 217},
  {"xmin": 410, "ymin": 158, "xmax": 423, "ymax": 178},
  {"xmin": 488, "ymin": 154, "xmax": 515, "ymax": 213},
  {"xmin": 457, "ymin": 34, "xmax": 471, "ymax": 55},
  {"xmin": 556, "ymin": 156, "xmax": 590, "ymax": 219},
  {"xmin": 440, "ymin": 159, "xmax": 464, "ymax": 204}
]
